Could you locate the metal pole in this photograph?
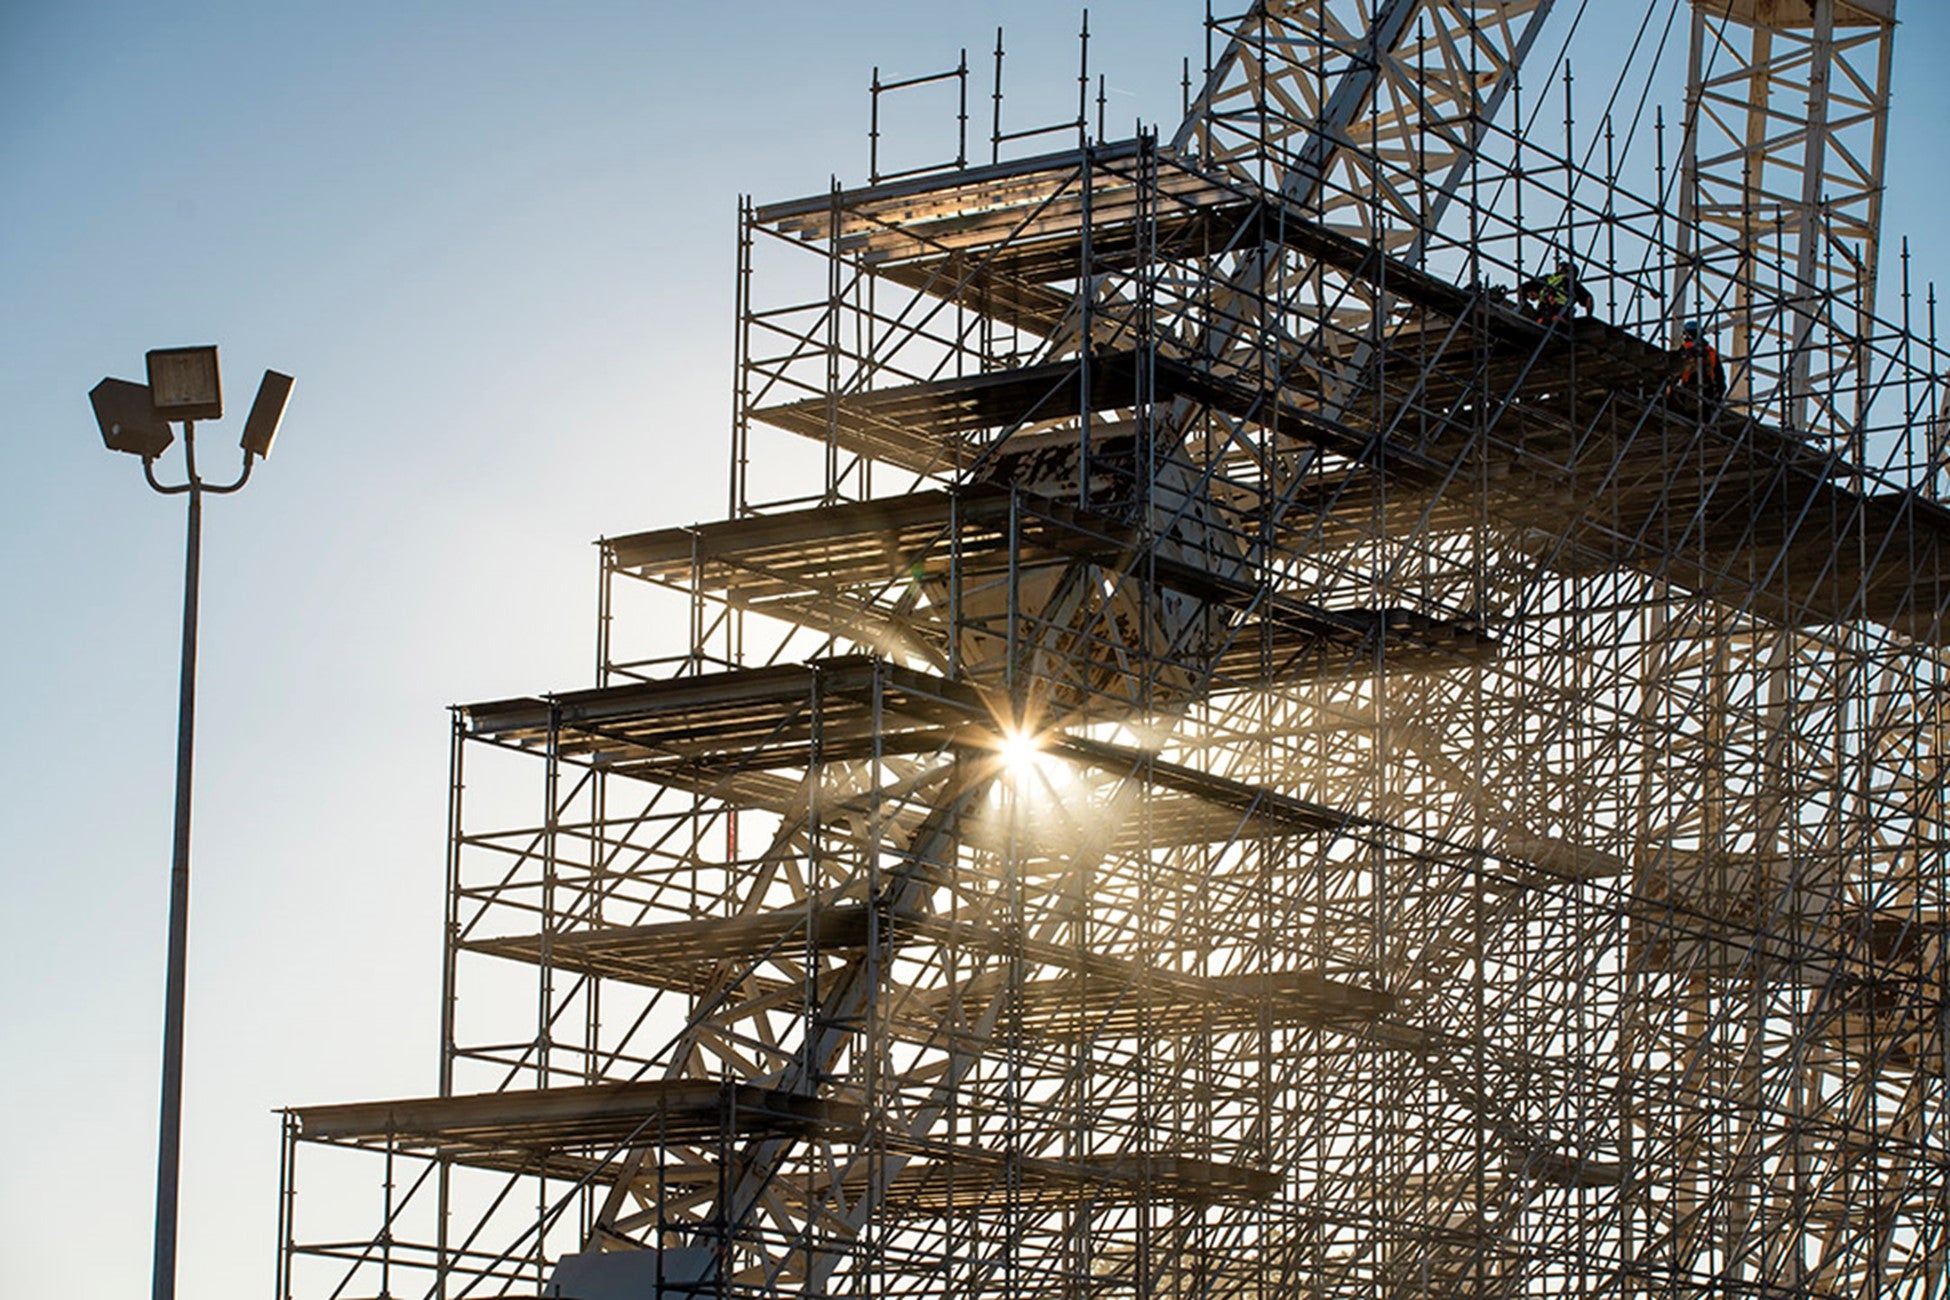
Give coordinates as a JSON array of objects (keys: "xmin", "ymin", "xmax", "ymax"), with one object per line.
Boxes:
[{"xmin": 152, "ymin": 424, "xmax": 202, "ymax": 1300}]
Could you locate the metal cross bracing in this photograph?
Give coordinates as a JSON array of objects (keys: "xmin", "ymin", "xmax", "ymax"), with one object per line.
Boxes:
[{"xmin": 277, "ymin": 5, "xmax": 1950, "ymax": 1300}]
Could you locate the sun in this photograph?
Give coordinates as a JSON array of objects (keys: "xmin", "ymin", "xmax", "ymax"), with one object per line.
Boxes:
[{"xmin": 997, "ymin": 728, "xmax": 1044, "ymax": 778}]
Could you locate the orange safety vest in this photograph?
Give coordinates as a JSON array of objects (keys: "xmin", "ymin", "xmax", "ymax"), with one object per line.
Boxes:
[{"xmin": 1678, "ymin": 339, "xmax": 1719, "ymax": 382}]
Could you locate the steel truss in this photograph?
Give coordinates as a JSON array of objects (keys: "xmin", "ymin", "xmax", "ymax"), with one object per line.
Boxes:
[
  {"xmin": 1677, "ymin": 0, "xmax": 1897, "ymax": 440},
  {"xmin": 278, "ymin": 4, "xmax": 1949, "ymax": 1299}
]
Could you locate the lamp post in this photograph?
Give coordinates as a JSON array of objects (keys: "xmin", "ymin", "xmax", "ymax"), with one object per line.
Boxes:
[{"xmin": 93, "ymin": 346, "xmax": 293, "ymax": 1300}]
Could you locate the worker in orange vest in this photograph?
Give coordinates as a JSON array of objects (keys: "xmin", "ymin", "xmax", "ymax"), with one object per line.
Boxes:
[{"xmin": 1673, "ymin": 320, "xmax": 1726, "ymax": 401}]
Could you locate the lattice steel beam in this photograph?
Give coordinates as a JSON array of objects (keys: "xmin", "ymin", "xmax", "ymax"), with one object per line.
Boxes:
[
  {"xmin": 1677, "ymin": 0, "xmax": 1896, "ymax": 439},
  {"xmin": 1178, "ymin": 0, "xmax": 1555, "ymax": 251}
]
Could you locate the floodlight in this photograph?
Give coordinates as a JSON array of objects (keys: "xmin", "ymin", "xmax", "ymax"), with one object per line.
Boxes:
[
  {"xmin": 90, "ymin": 377, "xmax": 175, "ymax": 458},
  {"xmin": 146, "ymin": 345, "xmax": 223, "ymax": 421},
  {"xmin": 240, "ymin": 370, "xmax": 293, "ymax": 459},
  {"xmin": 91, "ymin": 339, "xmax": 295, "ymax": 1300}
]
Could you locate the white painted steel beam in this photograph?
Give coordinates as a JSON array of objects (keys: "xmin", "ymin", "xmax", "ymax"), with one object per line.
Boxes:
[{"xmin": 1678, "ymin": 0, "xmax": 1895, "ymax": 440}]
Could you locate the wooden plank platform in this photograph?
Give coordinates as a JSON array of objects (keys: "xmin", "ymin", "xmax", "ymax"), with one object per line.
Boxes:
[
  {"xmin": 464, "ymin": 656, "xmax": 975, "ymax": 773},
  {"xmin": 294, "ymin": 1071, "xmax": 1277, "ymax": 1212},
  {"xmin": 466, "ymin": 894, "xmax": 1390, "ymax": 1050},
  {"xmin": 605, "ymin": 488, "xmax": 1499, "ymax": 688},
  {"xmin": 467, "ymin": 904, "xmax": 878, "ymax": 993},
  {"xmin": 794, "ymin": 1151, "xmax": 1282, "ymax": 1214},
  {"xmin": 754, "ymin": 139, "xmax": 1237, "ymax": 268},
  {"xmin": 462, "ymin": 657, "xmax": 1358, "ymax": 847},
  {"xmin": 912, "ymin": 967, "xmax": 1394, "ymax": 1038},
  {"xmin": 293, "ymin": 1080, "xmax": 851, "ymax": 1155},
  {"xmin": 748, "ymin": 349, "xmax": 1370, "ymax": 476},
  {"xmin": 753, "ymin": 141, "xmax": 1536, "ymax": 349}
]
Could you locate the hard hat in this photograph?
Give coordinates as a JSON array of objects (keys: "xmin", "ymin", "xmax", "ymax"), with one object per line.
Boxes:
[{"xmin": 1683, "ymin": 320, "xmax": 1702, "ymax": 336}]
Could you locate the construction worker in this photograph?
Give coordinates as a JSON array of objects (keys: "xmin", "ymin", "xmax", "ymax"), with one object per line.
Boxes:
[
  {"xmin": 1518, "ymin": 259, "xmax": 1594, "ymax": 325},
  {"xmin": 1672, "ymin": 320, "xmax": 1726, "ymax": 402}
]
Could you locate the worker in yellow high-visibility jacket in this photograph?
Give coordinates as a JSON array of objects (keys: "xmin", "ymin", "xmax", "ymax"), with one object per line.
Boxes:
[{"xmin": 1518, "ymin": 259, "xmax": 1594, "ymax": 324}]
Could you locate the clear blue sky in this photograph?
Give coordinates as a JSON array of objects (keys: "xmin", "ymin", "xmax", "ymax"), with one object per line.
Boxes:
[{"xmin": 3, "ymin": 4, "xmax": 1946, "ymax": 1298}]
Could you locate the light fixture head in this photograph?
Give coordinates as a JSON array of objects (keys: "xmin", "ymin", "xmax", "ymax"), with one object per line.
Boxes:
[
  {"xmin": 240, "ymin": 370, "xmax": 293, "ymax": 459},
  {"xmin": 90, "ymin": 377, "xmax": 175, "ymax": 458},
  {"xmin": 146, "ymin": 345, "xmax": 222, "ymax": 421}
]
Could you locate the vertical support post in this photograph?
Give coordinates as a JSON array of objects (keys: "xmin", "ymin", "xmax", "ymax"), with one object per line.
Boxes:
[
  {"xmin": 859, "ymin": 662, "xmax": 887, "ymax": 1294},
  {"xmin": 991, "ymin": 28, "xmax": 1005, "ymax": 165},
  {"xmin": 1785, "ymin": 0, "xmax": 1838, "ymax": 431},
  {"xmin": 948, "ymin": 491, "xmax": 963, "ymax": 680},
  {"xmin": 868, "ymin": 66, "xmax": 881, "ymax": 183},
  {"xmin": 1656, "ymin": 105, "xmax": 1668, "ymax": 320},
  {"xmin": 276, "ymin": 1113, "xmax": 297, "ymax": 1300},
  {"xmin": 380, "ymin": 1126, "xmax": 396, "ymax": 1299},
  {"xmin": 1604, "ymin": 114, "xmax": 1618, "ymax": 320},
  {"xmin": 435, "ymin": 710, "xmax": 465, "ymax": 1297},
  {"xmin": 539, "ymin": 704, "xmax": 562, "ymax": 1087},
  {"xmin": 1672, "ymin": 6, "xmax": 1704, "ymax": 338},
  {"xmin": 1736, "ymin": 18, "xmax": 1774, "ymax": 397},
  {"xmin": 802, "ymin": 665, "xmax": 825, "ymax": 1088},
  {"xmin": 1079, "ymin": 143, "xmax": 1094, "ymax": 509},
  {"xmin": 442, "ymin": 721, "xmax": 464, "ymax": 1099},
  {"xmin": 1561, "ymin": 62, "xmax": 1575, "ymax": 251},
  {"xmin": 595, "ymin": 541, "xmax": 613, "ymax": 688},
  {"xmin": 1929, "ymin": 284, "xmax": 1943, "ymax": 500},
  {"xmin": 825, "ymin": 179, "xmax": 844, "ymax": 504},
  {"xmin": 1076, "ymin": 9, "xmax": 1091, "ymax": 148},
  {"xmin": 730, "ymin": 196, "xmax": 754, "ymax": 520},
  {"xmin": 152, "ymin": 425, "xmax": 202, "ymax": 1300},
  {"xmin": 1006, "ymin": 486, "xmax": 1021, "ymax": 703},
  {"xmin": 956, "ymin": 48, "xmax": 969, "ymax": 168}
]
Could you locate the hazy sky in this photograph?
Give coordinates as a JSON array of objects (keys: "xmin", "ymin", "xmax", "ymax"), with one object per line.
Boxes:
[{"xmin": 4, "ymin": 4, "xmax": 1946, "ymax": 1298}]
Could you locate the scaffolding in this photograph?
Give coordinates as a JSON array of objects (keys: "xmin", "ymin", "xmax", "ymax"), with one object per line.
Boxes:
[{"xmin": 277, "ymin": 4, "xmax": 1949, "ymax": 1298}]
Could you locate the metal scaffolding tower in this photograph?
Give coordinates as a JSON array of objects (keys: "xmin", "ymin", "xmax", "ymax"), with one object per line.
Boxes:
[{"xmin": 278, "ymin": 4, "xmax": 1948, "ymax": 1298}]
